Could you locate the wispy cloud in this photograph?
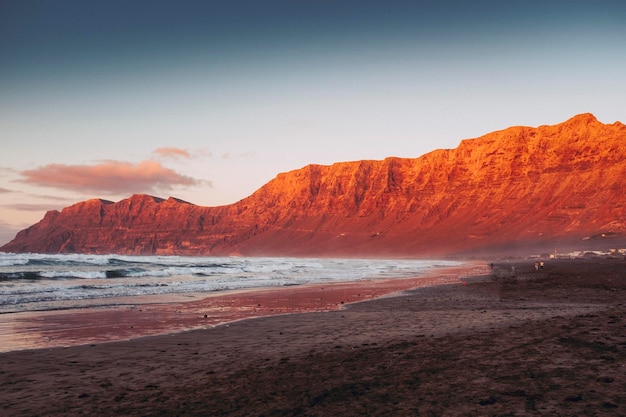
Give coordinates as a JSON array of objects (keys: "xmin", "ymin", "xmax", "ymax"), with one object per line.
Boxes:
[
  {"xmin": 152, "ymin": 148, "xmax": 251, "ymax": 161},
  {"xmin": 25, "ymin": 193, "xmax": 76, "ymax": 202},
  {"xmin": 221, "ymin": 151, "xmax": 256, "ymax": 159},
  {"xmin": 152, "ymin": 147, "xmax": 192, "ymax": 160},
  {"xmin": 18, "ymin": 160, "xmax": 203, "ymax": 195},
  {"xmin": 0, "ymin": 166, "xmax": 17, "ymax": 173},
  {"xmin": 2, "ymin": 203, "xmax": 61, "ymax": 212},
  {"xmin": 152, "ymin": 147, "xmax": 215, "ymax": 160},
  {"xmin": 0, "ymin": 187, "xmax": 12, "ymax": 193}
]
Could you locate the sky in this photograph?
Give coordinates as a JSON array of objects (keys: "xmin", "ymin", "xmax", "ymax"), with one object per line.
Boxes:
[{"xmin": 1, "ymin": 0, "xmax": 625, "ymax": 245}]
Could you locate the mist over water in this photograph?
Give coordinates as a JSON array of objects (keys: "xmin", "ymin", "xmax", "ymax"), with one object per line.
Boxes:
[{"xmin": 0, "ymin": 253, "xmax": 459, "ymax": 314}]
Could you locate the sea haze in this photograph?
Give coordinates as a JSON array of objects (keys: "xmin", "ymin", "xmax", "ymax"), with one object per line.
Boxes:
[{"xmin": 0, "ymin": 253, "xmax": 459, "ymax": 314}]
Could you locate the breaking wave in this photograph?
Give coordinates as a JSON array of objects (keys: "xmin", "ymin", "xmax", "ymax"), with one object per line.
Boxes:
[{"xmin": 0, "ymin": 252, "xmax": 459, "ymax": 314}]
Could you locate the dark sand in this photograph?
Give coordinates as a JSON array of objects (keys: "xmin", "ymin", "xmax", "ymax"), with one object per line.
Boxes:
[{"xmin": 1, "ymin": 258, "xmax": 625, "ymax": 416}]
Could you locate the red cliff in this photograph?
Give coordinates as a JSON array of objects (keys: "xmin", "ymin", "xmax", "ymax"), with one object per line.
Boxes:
[{"xmin": 3, "ymin": 113, "xmax": 625, "ymax": 257}]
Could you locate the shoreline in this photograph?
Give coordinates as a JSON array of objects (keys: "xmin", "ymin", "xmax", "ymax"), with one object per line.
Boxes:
[
  {"xmin": 0, "ymin": 262, "xmax": 487, "ymax": 353},
  {"xmin": 2, "ymin": 258, "xmax": 624, "ymax": 416}
]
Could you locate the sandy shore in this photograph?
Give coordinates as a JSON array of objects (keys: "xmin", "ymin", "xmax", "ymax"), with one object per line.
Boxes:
[
  {"xmin": 1, "ymin": 258, "xmax": 625, "ymax": 416},
  {"xmin": 0, "ymin": 264, "xmax": 483, "ymax": 352}
]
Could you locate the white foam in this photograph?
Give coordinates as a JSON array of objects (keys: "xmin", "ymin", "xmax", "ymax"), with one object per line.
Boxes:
[{"xmin": 0, "ymin": 254, "xmax": 461, "ymax": 314}]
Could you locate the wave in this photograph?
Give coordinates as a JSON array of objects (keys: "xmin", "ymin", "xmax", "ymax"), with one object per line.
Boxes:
[
  {"xmin": 0, "ymin": 271, "xmax": 46, "ymax": 281},
  {"xmin": 0, "ymin": 253, "xmax": 462, "ymax": 314}
]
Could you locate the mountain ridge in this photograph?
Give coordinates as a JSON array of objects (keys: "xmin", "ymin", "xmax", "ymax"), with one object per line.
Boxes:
[{"xmin": 3, "ymin": 113, "xmax": 625, "ymax": 257}]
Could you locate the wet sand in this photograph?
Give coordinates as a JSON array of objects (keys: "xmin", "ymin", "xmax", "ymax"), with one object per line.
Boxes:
[
  {"xmin": 0, "ymin": 264, "xmax": 481, "ymax": 352},
  {"xmin": 1, "ymin": 258, "xmax": 625, "ymax": 416}
]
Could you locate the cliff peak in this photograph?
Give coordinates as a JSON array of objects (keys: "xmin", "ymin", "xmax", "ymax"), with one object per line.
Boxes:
[
  {"xmin": 166, "ymin": 197, "xmax": 194, "ymax": 205},
  {"xmin": 126, "ymin": 194, "xmax": 164, "ymax": 204},
  {"xmin": 563, "ymin": 112, "xmax": 598, "ymax": 125}
]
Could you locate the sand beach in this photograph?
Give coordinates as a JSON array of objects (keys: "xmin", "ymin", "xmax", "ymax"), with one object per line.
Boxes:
[{"xmin": 1, "ymin": 258, "xmax": 625, "ymax": 416}]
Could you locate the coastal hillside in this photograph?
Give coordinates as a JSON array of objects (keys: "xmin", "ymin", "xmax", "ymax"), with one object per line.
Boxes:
[{"xmin": 3, "ymin": 113, "xmax": 625, "ymax": 257}]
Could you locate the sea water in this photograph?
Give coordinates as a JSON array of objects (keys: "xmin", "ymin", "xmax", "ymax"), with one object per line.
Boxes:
[{"xmin": 0, "ymin": 253, "xmax": 460, "ymax": 315}]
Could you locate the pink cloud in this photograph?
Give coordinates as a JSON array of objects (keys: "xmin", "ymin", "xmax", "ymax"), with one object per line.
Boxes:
[
  {"xmin": 18, "ymin": 160, "xmax": 202, "ymax": 195},
  {"xmin": 220, "ymin": 151, "xmax": 255, "ymax": 159},
  {"xmin": 3, "ymin": 203, "xmax": 63, "ymax": 212},
  {"xmin": 152, "ymin": 147, "xmax": 192, "ymax": 159},
  {"xmin": 153, "ymin": 147, "xmax": 215, "ymax": 160},
  {"xmin": 197, "ymin": 148, "xmax": 214, "ymax": 158},
  {"xmin": 26, "ymin": 193, "xmax": 75, "ymax": 202}
]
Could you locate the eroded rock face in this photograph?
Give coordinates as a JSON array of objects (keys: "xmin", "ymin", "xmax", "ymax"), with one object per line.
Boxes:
[{"xmin": 3, "ymin": 113, "xmax": 625, "ymax": 256}]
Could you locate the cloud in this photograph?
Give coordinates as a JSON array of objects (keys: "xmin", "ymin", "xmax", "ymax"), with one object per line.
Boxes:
[
  {"xmin": 25, "ymin": 193, "xmax": 75, "ymax": 202},
  {"xmin": 152, "ymin": 147, "xmax": 192, "ymax": 159},
  {"xmin": 0, "ymin": 166, "xmax": 17, "ymax": 174},
  {"xmin": 2, "ymin": 203, "xmax": 62, "ymax": 212},
  {"xmin": 18, "ymin": 160, "xmax": 203, "ymax": 195},
  {"xmin": 153, "ymin": 147, "xmax": 215, "ymax": 160},
  {"xmin": 196, "ymin": 148, "xmax": 214, "ymax": 158},
  {"xmin": 0, "ymin": 187, "xmax": 12, "ymax": 193},
  {"xmin": 221, "ymin": 151, "xmax": 256, "ymax": 159},
  {"xmin": 152, "ymin": 148, "xmax": 249, "ymax": 161}
]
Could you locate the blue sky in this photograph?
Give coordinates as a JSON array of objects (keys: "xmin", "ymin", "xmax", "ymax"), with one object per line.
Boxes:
[{"xmin": 1, "ymin": 0, "xmax": 625, "ymax": 244}]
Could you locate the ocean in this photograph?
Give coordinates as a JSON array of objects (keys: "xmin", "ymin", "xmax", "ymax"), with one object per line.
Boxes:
[
  {"xmin": 0, "ymin": 253, "xmax": 464, "ymax": 352},
  {"xmin": 0, "ymin": 253, "xmax": 460, "ymax": 315}
]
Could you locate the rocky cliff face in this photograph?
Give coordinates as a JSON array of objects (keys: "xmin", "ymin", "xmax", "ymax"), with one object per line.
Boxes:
[{"xmin": 3, "ymin": 113, "xmax": 625, "ymax": 257}]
